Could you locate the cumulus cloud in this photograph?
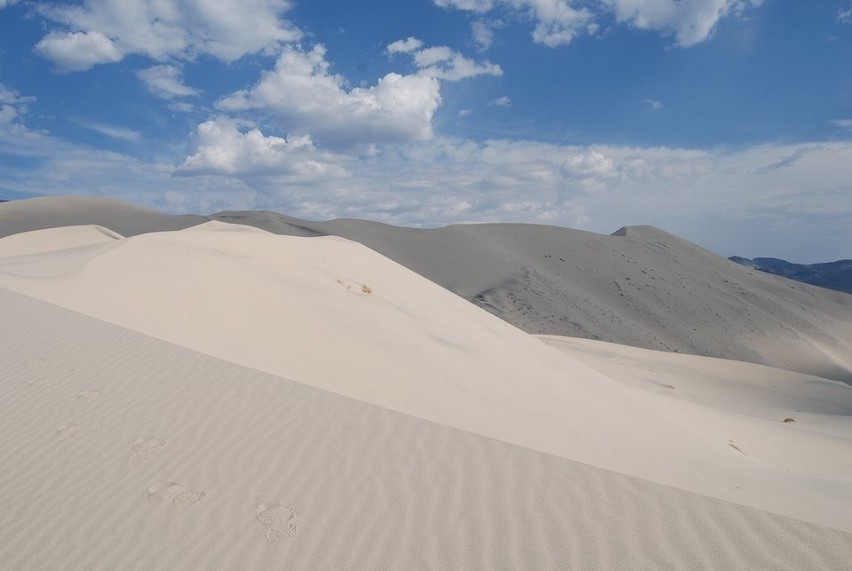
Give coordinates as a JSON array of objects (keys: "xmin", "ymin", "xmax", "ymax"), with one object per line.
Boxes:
[
  {"xmin": 642, "ymin": 98, "xmax": 664, "ymax": 110},
  {"xmin": 177, "ymin": 118, "xmax": 347, "ymax": 180},
  {"xmin": 137, "ymin": 65, "xmax": 200, "ymax": 99},
  {"xmin": 386, "ymin": 37, "xmax": 424, "ymax": 54},
  {"xmin": 489, "ymin": 96, "xmax": 511, "ymax": 106},
  {"xmin": 35, "ymin": 0, "xmax": 300, "ymax": 71},
  {"xmin": 435, "ymin": 0, "xmax": 595, "ymax": 46},
  {"xmin": 435, "ymin": 0, "xmax": 763, "ymax": 47},
  {"xmin": 3, "ymin": 108, "xmax": 850, "ymax": 261},
  {"xmin": 522, "ymin": 0, "xmax": 597, "ymax": 47},
  {"xmin": 218, "ymin": 44, "xmax": 442, "ymax": 149},
  {"xmin": 387, "ymin": 37, "xmax": 502, "ymax": 81},
  {"xmin": 602, "ymin": 0, "xmax": 763, "ymax": 47},
  {"xmin": 36, "ymin": 31, "xmax": 123, "ymax": 72}
]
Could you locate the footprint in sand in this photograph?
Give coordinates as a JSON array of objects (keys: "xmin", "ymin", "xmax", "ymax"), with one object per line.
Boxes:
[
  {"xmin": 256, "ymin": 502, "xmax": 298, "ymax": 543},
  {"xmin": 55, "ymin": 424, "xmax": 97, "ymax": 439},
  {"xmin": 146, "ymin": 482, "xmax": 206, "ymax": 505},
  {"xmin": 130, "ymin": 437, "xmax": 166, "ymax": 464}
]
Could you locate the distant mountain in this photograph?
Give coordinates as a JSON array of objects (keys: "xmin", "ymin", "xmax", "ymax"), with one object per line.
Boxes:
[{"xmin": 729, "ymin": 257, "xmax": 852, "ymax": 294}]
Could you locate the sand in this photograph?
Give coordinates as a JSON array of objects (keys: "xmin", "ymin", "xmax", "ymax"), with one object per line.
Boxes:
[
  {"xmin": 2, "ymin": 200, "xmax": 852, "ymax": 567},
  {"xmin": 2, "ymin": 288, "xmax": 852, "ymax": 569},
  {"xmin": 6, "ymin": 197, "xmax": 851, "ymax": 383},
  {"xmin": 212, "ymin": 212, "xmax": 852, "ymax": 383},
  {"xmin": 0, "ymin": 195, "xmax": 204, "ymax": 239}
]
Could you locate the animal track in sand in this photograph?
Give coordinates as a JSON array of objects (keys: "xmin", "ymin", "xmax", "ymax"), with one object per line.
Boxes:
[
  {"xmin": 55, "ymin": 424, "xmax": 97, "ymax": 439},
  {"xmin": 146, "ymin": 482, "xmax": 205, "ymax": 505},
  {"xmin": 130, "ymin": 437, "xmax": 166, "ymax": 464},
  {"xmin": 256, "ymin": 502, "xmax": 298, "ymax": 543}
]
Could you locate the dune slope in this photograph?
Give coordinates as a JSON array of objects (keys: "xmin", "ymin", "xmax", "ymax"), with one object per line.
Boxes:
[
  {"xmin": 0, "ymin": 196, "xmax": 205, "ymax": 238},
  {"xmin": 1, "ymin": 222, "xmax": 851, "ymax": 533},
  {"xmin": 5, "ymin": 197, "xmax": 849, "ymax": 383},
  {"xmin": 214, "ymin": 211, "xmax": 852, "ymax": 383},
  {"xmin": 3, "ymin": 288, "xmax": 851, "ymax": 568}
]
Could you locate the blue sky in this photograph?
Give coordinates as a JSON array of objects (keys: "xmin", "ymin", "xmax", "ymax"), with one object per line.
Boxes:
[{"xmin": 1, "ymin": 0, "xmax": 851, "ymax": 262}]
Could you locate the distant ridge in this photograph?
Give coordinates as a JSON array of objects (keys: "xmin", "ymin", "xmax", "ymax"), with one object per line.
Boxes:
[
  {"xmin": 730, "ymin": 256, "xmax": 852, "ymax": 294},
  {"xmin": 0, "ymin": 196, "xmax": 205, "ymax": 238},
  {"xmin": 3, "ymin": 196, "xmax": 851, "ymax": 382},
  {"xmin": 212, "ymin": 211, "xmax": 852, "ymax": 383}
]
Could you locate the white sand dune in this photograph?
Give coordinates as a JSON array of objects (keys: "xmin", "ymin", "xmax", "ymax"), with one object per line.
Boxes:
[
  {"xmin": 5, "ymin": 197, "xmax": 850, "ymax": 383},
  {"xmin": 3, "ymin": 289, "xmax": 851, "ymax": 568},
  {"xmin": 214, "ymin": 211, "xmax": 852, "ymax": 384},
  {"xmin": 2, "ymin": 222, "xmax": 851, "ymax": 540},
  {"xmin": 0, "ymin": 224, "xmax": 123, "ymax": 258}
]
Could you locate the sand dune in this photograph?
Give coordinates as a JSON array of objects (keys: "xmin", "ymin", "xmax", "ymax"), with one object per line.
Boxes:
[
  {"xmin": 0, "ymin": 224, "xmax": 123, "ymax": 257},
  {"xmin": 5, "ymin": 197, "xmax": 850, "ymax": 383},
  {"xmin": 3, "ymin": 289, "xmax": 851, "ymax": 568},
  {"xmin": 1, "ymin": 222, "xmax": 851, "ymax": 537},
  {"xmin": 213, "ymin": 211, "xmax": 852, "ymax": 383},
  {"xmin": 0, "ymin": 195, "xmax": 204, "ymax": 238}
]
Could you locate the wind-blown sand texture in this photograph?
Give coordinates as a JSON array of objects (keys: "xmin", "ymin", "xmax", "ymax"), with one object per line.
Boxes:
[
  {"xmin": 2, "ymin": 199, "xmax": 852, "ymax": 566},
  {"xmin": 2, "ymin": 289, "xmax": 852, "ymax": 569}
]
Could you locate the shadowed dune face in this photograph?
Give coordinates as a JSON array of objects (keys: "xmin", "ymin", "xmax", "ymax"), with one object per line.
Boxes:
[
  {"xmin": 212, "ymin": 212, "xmax": 852, "ymax": 384},
  {"xmin": 3, "ymin": 197, "xmax": 850, "ymax": 383},
  {"xmin": 0, "ymin": 196, "xmax": 206, "ymax": 238}
]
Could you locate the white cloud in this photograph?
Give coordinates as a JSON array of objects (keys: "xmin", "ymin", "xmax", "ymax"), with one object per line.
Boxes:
[
  {"xmin": 0, "ymin": 0, "xmax": 19, "ymax": 8},
  {"xmin": 35, "ymin": 0, "xmax": 300, "ymax": 71},
  {"xmin": 0, "ymin": 85, "xmax": 35, "ymax": 128},
  {"xmin": 489, "ymin": 96, "xmax": 511, "ymax": 106},
  {"xmin": 137, "ymin": 65, "xmax": 200, "ymax": 99},
  {"xmin": 472, "ymin": 20, "xmax": 497, "ymax": 49},
  {"xmin": 36, "ymin": 31, "xmax": 123, "ymax": 71},
  {"xmin": 434, "ymin": 0, "xmax": 495, "ymax": 12},
  {"xmin": 81, "ymin": 122, "xmax": 142, "ymax": 142},
  {"xmin": 839, "ymin": 3, "xmax": 852, "ymax": 24},
  {"xmin": 832, "ymin": 119, "xmax": 852, "ymax": 132},
  {"xmin": 2, "ymin": 107, "xmax": 850, "ymax": 261},
  {"xmin": 458, "ymin": 108, "xmax": 473, "ymax": 117},
  {"xmin": 218, "ymin": 44, "xmax": 442, "ymax": 149},
  {"xmin": 602, "ymin": 0, "xmax": 762, "ymax": 47},
  {"xmin": 387, "ymin": 37, "xmax": 424, "ymax": 54},
  {"xmin": 642, "ymin": 98, "xmax": 664, "ymax": 110},
  {"xmin": 436, "ymin": 0, "xmax": 595, "ymax": 46},
  {"xmin": 387, "ymin": 37, "xmax": 502, "ymax": 81},
  {"xmin": 520, "ymin": 0, "xmax": 597, "ymax": 47},
  {"xmin": 168, "ymin": 102, "xmax": 196, "ymax": 113},
  {"xmin": 435, "ymin": 0, "xmax": 763, "ymax": 47},
  {"xmin": 177, "ymin": 118, "xmax": 348, "ymax": 179}
]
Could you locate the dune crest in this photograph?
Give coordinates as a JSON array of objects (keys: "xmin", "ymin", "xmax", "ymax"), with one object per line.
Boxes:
[{"xmin": 2, "ymin": 222, "xmax": 851, "ymax": 534}]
